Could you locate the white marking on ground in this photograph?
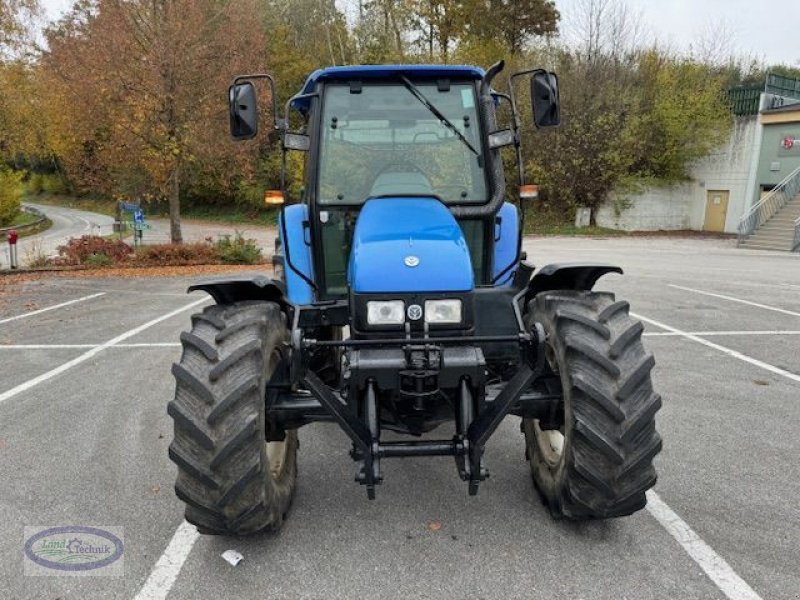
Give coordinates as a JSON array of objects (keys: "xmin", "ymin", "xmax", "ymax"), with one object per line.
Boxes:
[
  {"xmin": 632, "ymin": 312, "xmax": 800, "ymax": 384},
  {"xmin": 0, "ymin": 298, "xmax": 206, "ymax": 405},
  {"xmin": 0, "ymin": 344, "xmax": 97, "ymax": 349},
  {"xmin": 0, "ymin": 293, "xmax": 105, "ymax": 324},
  {"xmin": 643, "ymin": 330, "xmax": 800, "ymax": 337},
  {"xmin": 669, "ymin": 284, "xmax": 800, "ymax": 318},
  {"xmin": 134, "ymin": 521, "xmax": 200, "ymax": 600},
  {"xmin": 646, "ymin": 491, "xmax": 763, "ymax": 600},
  {"xmin": 0, "ymin": 343, "xmax": 183, "ymax": 349}
]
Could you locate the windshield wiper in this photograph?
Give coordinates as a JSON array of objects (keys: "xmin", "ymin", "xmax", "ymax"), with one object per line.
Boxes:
[{"xmin": 398, "ymin": 74, "xmax": 479, "ymax": 156}]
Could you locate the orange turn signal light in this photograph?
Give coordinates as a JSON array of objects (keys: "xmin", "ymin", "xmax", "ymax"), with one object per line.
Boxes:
[
  {"xmin": 519, "ymin": 184, "xmax": 539, "ymax": 200},
  {"xmin": 265, "ymin": 190, "xmax": 285, "ymax": 205}
]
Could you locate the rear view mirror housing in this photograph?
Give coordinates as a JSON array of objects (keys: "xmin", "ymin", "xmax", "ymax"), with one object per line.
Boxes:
[
  {"xmin": 530, "ymin": 71, "xmax": 560, "ymax": 128},
  {"xmin": 229, "ymin": 81, "xmax": 259, "ymax": 140}
]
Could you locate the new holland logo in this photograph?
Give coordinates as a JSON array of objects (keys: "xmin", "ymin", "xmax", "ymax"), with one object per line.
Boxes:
[
  {"xmin": 407, "ymin": 304, "xmax": 423, "ymax": 320},
  {"xmin": 404, "ymin": 255, "xmax": 420, "ymax": 267}
]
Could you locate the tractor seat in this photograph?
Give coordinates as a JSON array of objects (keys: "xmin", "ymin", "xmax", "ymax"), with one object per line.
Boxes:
[{"xmin": 369, "ymin": 172, "xmax": 434, "ymax": 197}]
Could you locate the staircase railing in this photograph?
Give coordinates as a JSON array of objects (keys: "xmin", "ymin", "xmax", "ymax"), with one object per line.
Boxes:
[
  {"xmin": 738, "ymin": 164, "xmax": 800, "ymax": 245},
  {"xmin": 793, "ymin": 215, "xmax": 800, "ymax": 252}
]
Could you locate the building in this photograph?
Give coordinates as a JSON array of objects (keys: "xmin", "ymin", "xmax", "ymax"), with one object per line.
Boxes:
[{"xmin": 596, "ymin": 73, "xmax": 800, "ymax": 251}]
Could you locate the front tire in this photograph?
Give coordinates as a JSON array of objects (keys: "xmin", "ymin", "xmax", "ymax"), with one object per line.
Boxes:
[
  {"xmin": 169, "ymin": 301, "xmax": 297, "ymax": 535},
  {"xmin": 523, "ymin": 290, "xmax": 662, "ymax": 519}
]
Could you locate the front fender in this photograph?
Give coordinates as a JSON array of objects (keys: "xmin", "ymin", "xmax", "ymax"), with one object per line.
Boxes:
[
  {"xmin": 188, "ymin": 275, "xmax": 288, "ymax": 308},
  {"xmin": 525, "ymin": 263, "xmax": 622, "ymax": 302}
]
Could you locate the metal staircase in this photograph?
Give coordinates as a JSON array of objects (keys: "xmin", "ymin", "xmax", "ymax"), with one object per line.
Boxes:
[{"xmin": 738, "ymin": 165, "xmax": 800, "ymax": 252}]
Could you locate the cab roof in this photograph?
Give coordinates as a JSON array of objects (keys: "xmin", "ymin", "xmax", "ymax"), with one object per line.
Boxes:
[{"xmin": 290, "ymin": 64, "xmax": 486, "ymax": 113}]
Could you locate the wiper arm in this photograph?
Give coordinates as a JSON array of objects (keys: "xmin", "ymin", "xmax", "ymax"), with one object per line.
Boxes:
[{"xmin": 398, "ymin": 74, "xmax": 479, "ymax": 156}]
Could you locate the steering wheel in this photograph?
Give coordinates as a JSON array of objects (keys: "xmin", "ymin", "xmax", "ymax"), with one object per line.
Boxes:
[{"xmin": 373, "ymin": 160, "xmax": 426, "ymax": 177}]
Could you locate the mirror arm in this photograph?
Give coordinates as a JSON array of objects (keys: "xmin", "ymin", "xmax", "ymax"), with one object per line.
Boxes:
[
  {"xmin": 493, "ymin": 91, "xmax": 524, "ymax": 190},
  {"xmin": 280, "ymin": 92, "xmax": 319, "ymax": 196}
]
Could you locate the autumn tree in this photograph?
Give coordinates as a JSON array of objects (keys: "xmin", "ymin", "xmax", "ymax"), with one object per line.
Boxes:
[
  {"xmin": 0, "ymin": 0, "xmax": 39, "ymax": 58},
  {"xmin": 525, "ymin": 0, "xmax": 731, "ymax": 222},
  {"xmin": 41, "ymin": 0, "xmax": 267, "ymax": 242}
]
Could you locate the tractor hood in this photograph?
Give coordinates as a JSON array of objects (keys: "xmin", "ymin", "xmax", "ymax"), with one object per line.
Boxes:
[{"xmin": 348, "ymin": 197, "xmax": 474, "ymax": 293}]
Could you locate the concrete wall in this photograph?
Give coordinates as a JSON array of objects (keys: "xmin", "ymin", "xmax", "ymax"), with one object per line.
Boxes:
[
  {"xmin": 597, "ymin": 116, "xmax": 760, "ymax": 233},
  {"xmin": 753, "ymin": 118, "xmax": 800, "ymax": 199}
]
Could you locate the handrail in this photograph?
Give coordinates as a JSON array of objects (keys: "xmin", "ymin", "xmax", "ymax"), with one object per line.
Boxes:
[
  {"xmin": 794, "ymin": 214, "xmax": 800, "ymax": 252},
  {"xmin": 738, "ymin": 164, "xmax": 800, "ymax": 245}
]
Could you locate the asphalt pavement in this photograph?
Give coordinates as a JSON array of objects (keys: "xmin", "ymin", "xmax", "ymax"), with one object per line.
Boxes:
[{"xmin": 0, "ymin": 236, "xmax": 799, "ymax": 599}]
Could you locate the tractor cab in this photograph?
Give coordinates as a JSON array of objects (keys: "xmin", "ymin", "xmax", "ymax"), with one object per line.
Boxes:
[{"xmin": 228, "ymin": 63, "xmax": 561, "ymax": 307}]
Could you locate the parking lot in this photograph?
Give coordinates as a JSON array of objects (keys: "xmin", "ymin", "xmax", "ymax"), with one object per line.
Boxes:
[{"xmin": 1, "ymin": 236, "xmax": 799, "ymax": 600}]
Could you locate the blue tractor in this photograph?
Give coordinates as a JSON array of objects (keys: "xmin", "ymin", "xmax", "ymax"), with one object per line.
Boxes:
[{"xmin": 169, "ymin": 61, "xmax": 662, "ymax": 535}]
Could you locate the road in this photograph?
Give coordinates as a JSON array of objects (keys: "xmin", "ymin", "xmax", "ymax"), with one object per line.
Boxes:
[
  {"xmin": 0, "ymin": 236, "xmax": 799, "ymax": 599},
  {"xmin": 2, "ymin": 203, "xmax": 275, "ymax": 268},
  {"xmin": 1, "ymin": 202, "xmax": 115, "ymax": 269}
]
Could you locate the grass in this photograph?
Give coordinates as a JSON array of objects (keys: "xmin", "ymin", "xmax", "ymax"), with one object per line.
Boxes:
[
  {"xmin": 523, "ymin": 209, "xmax": 627, "ymax": 236},
  {"xmin": 25, "ymin": 193, "xmax": 117, "ymax": 217},
  {"xmin": 0, "ymin": 208, "xmax": 53, "ymax": 241},
  {"xmin": 7, "ymin": 210, "xmax": 40, "ymax": 227},
  {"xmin": 180, "ymin": 204, "xmax": 277, "ymax": 226},
  {"xmin": 525, "ymin": 222, "xmax": 627, "ymax": 236}
]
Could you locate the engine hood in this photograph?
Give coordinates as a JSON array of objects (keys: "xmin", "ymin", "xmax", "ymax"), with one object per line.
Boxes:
[{"xmin": 348, "ymin": 197, "xmax": 474, "ymax": 293}]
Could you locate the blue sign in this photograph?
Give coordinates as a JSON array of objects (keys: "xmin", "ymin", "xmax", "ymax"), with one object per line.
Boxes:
[
  {"xmin": 119, "ymin": 202, "xmax": 139, "ymax": 212},
  {"xmin": 133, "ymin": 209, "xmax": 144, "ymax": 224}
]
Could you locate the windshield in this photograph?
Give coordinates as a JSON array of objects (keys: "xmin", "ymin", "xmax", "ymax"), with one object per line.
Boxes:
[{"xmin": 317, "ymin": 82, "xmax": 487, "ymax": 205}]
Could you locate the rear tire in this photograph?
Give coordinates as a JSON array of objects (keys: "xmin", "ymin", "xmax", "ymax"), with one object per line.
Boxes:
[
  {"xmin": 523, "ymin": 290, "xmax": 662, "ymax": 519},
  {"xmin": 169, "ymin": 301, "xmax": 297, "ymax": 535}
]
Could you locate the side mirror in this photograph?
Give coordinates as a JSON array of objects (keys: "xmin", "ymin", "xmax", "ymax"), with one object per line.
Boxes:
[
  {"xmin": 229, "ymin": 81, "xmax": 258, "ymax": 140},
  {"xmin": 531, "ymin": 71, "xmax": 560, "ymax": 128}
]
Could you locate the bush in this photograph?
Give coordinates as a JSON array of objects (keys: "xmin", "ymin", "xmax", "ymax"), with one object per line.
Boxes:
[
  {"xmin": 27, "ymin": 172, "xmax": 45, "ymax": 194},
  {"xmin": 84, "ymin": 253, "xmax": 114, "ymax": 267},
  {"xmin": 214, "ymin": 232, "xmax": 262, "ymax": 264},
  {"xmin": 56, "ymin": 235, "xmax": 134, "ymax": 265},
  {"xmin": 0, "ymin": 168, "xmax": 24, "ymax": 226},
  {"xmin": 41, "ymin": 173, "xmax": 72, "ymax": 195},
  {"xmin": 133, "ymin": 242, "xmax": 217, "ymax": 266}
]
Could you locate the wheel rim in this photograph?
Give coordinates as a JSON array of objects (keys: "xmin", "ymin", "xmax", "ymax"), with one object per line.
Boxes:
[
  {"xmin": 266, "ymin": 440, "xmax": 287, "ymax": 478},
  {"xmin": 533, "ymin": 337, "xmax": 566, "ymax": 469},
  {"xmin": 533, "ymin": 422, "xmax": 565, "ymax": 468}
]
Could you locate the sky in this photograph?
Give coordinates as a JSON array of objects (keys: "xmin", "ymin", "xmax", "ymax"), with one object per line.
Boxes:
[{"xmin": 39, "ymin": 0, "xmax": 800, "ymax": 67}]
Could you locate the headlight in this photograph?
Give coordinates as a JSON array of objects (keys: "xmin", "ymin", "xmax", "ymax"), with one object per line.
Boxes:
[
  {"xmin": 367, "ymin": 300, "xmax": 405, "ymax": 325},
  {"xmin": 424, "ymin": 299, "xmax": 462, "ymax": 324}
]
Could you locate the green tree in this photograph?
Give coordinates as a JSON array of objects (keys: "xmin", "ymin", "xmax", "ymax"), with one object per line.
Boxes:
[{"xmin": 467, "ymin": 0, "xmax": 559, "ymax": 55}]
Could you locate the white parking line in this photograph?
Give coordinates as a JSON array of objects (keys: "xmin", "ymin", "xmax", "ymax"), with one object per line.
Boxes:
[
  {"xmin": 646, "ymin": 491, "xmax": 763, "ymax": 600},
  {"xmin": 634, "ymin": 312, "xmax": 800, "ymax": 383},
  {"xmin": 669, "ymin": 284, "xmax": 800, "ymax": 318},
  {"xmin": 0, "ymin": 298, "xmax": 207, "ymax": 405},
  {"xmin": 643, "ymin": 330, "xmax": 800, "ymax": 337},
  {"xmin": 0, "ymin": 343, "xmax": 182, "ymax": 349},
  {"xmin": 0, "ymin": 293, "xmax": 105, "ymax": 324},
  {"xmin": 134, "ymin": 520, "xmax": 200, "ymax": 600}
]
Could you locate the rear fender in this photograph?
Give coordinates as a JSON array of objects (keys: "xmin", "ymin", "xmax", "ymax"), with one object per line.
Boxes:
[
  {"xmin": 188, "ymin": 275, "xmax": 288, "ymax": 308},
  {"xmin": 525, "ymin": 263, "xmax": 622, "ymax": 302}
]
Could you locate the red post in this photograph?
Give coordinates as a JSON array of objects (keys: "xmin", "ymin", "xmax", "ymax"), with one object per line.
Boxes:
[{"xmin": 8, "ymin": 229, "xmax": 18, "ymax": 269}]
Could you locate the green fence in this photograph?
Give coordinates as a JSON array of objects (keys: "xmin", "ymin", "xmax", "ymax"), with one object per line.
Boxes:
[
  {"xmin": 766, "ymin": 73, "xmax": 800, "ymax": 100},
  {"xmin": 728, "ymin": 85, "xmax": 763, "ymax": 116},
  {"xmin": 728, "ymin": 73, "xmax": 800, "ymax": 116}
]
